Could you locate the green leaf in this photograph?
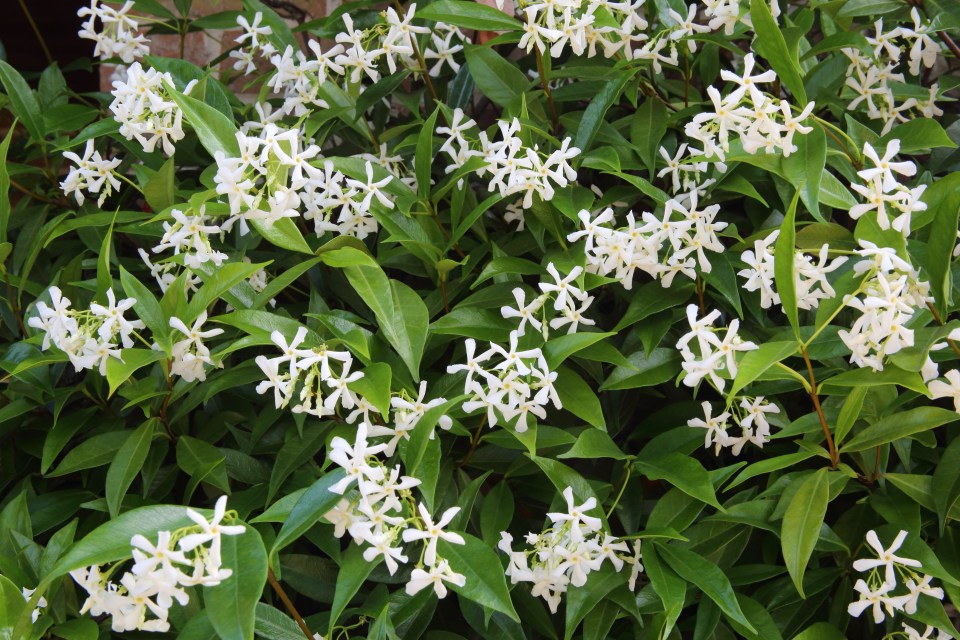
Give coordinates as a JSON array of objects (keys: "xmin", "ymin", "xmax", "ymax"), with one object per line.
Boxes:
[
  {"xmin": 0, "ymin": 125, "xmax": 14, "ymax": 243},
  {"xmin": 774, "ymin": 190, "xmax": 802, "ymax": 341},
  {"xmin": 878, "ymin": 120, "xmax": 957, "ymax": 154},
  {"xmin": 657, "ymin": 543, "xmax": 755, "ymax": 633},
  {"xmin": 933, "ymin": 436, "xmax": 960, "ymax": 532},
  {"xmin": 205, "ymin": 524, "xmax": 268, "ymax": 640},
  {"xmin": 555, "ymin": 366, "xmax": 606, "ymax": 429},
  {"xmin": 251, "ymin": 218, "xmax": 314, "ymax": 255},
  {"xmin": 781, "ymin": 468, "xmax": 829, "ymax": 597},
  {"xmin": 120, "ymin": 266, "xmax": 168, "ymax": 345},
  {"xmin": 0, "ymin": 574, "xmax": 27, "ymax": 640},
  {"xmin": 165, "ymin": 80, "xmax": 240, "ymax": 158},
  {"xmin": 792, "ymin": 623, "xmax": 847, "ymax": 640},
  {"xmin": 464, "ymin": 44, "xmax": 529, "ymax": 107},
  {"xmin": 321, "ymin": 247, "xmax": 428, "ymax": 380},
  {"xmin": 255, "ymin": 603, "xmax": 307, "ymax": 640},
  {"xmin": 840, "ymin": 407, "xmax": 959, "ymax": 453},
  {"xmin": 749, "ymin": 0, "xmax": 806, "ymax": 104},
  {"xmin": 177, "ymin": 435, "xmax": 231, "ymax": 497},
  {"xmin": 564, "ymin": 564, "xmax": 624, "ymax": 640},
  {"xmin": 837, "ymin": 0, "xmax": 904, "ymax": 16},
  {"xmin": 46, "ymin": 431, "xmax": 130, "ymax": 478},
  {"xmin": 272, "ymin": 469, "xmax": 347, "ymax": 557},
  {"xmin": 328, "ymin": 544, "xmax": 379, "ymax": 634},
  {"xmin": 726, "ymin": 341, "xmax": 798, "ymax": 401},
  {"xmin": 45, "ymin": 506, "xmax": 195, "ymax": 583},
  {"xmin": 544, "ymin": 332, "xmax": 614, "ymax": 369},
  {"xmin": 416, "ymin": 107, "xmax": 440, "ymax": 199},
  {"xmin": 644, "ymin": 543, "xmax": 686, "ymax": 639},
  {"xmin": 105, "ymin": 348, "xmax": 165, "ymax": 397},
  {"xmin": 558, "ymin": 430, "xmax": 628, "ymax": 460},
  {"xmin": 187, "ymin": 260, "xmax": 270, "ymax": 321},
  {"xmin": 439, "ymin": 533, "xmax": 520, "ymax": 622},
  {"xmin": 923, "ymin": 172, "xmax": 960, "ymax": 317},
  {"xmin": 349, "ymin": 362, "xmax": 392, "ymax": 417},
  {"xmin": 782, "ymin": 126, "xmax": 826, "ymax": 221},
  {"xmin": 574, "ymin": 71, "xmax": 632, "ymax": 155},
  {"xmin": 636, "ymin": 453, "xmax": 724, "ymax": 510},
  {"xmin": 144, "ymin": 155, "xmax": 176, "ymax": 213},
  {"xmin": 834, "ymin": 386, "xmax": 867, "ymax": 446},
  {"xmin": 527, "ymin": 455, "xmax": 606, "ymax": 527},
  {"xmin": 630, "ymin": 99, "xmax": 667, "ymax": 178},
  {"xmin": 0, "ymin": 59, "xmax": 44, "ymax": 141},
  {"xmin": 726, "ymin": 450, "xmax": 816, "ymax": 490},
  {"xmin": 416, "ymin": 0, "xmax": 522, "ymax": 31},
  {"xmin": 105, "ymin": 420, "xmax": 158, "ymax": 518},
  {"xmin": 819, "ymin": 365, "xmax": 928, "ymax": 396},
  {"xmin": 601, "ymin": 348, "xmax": 681, "ymax": 391},
  {"xmin": 48, "ymin": 619, "xmax": 100, "ymax": 640},
  {"xmin": 614, "ymin": 280, "xmax": 693, "ymax": 331}
]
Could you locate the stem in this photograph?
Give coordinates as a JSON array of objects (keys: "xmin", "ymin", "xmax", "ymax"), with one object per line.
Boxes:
[
  {"xmin": 16, "ymin": 0, "xmax": 53, "ymax": 65},
  {"xmin": 801, "ymin": 346, "xmax": 839, "ymax": 469},
  {"xmin": 457, "ymin": 415, "xmax": 487, "ymax": 469},
  {"xmin": 695, "ymin": 275, "xmax": 706, "ymax": 314},
  {"xmin": 606, "ymin": 464, "xmax": 632, "ymax": 519},
  {"xmin": 268, "ymin": 569, "xmax": 314, "ymax": 640},
  {"xmin": 3, "ymin": 269, "xmax": 26, "ymax": 338},
  {"xmin": 10, "ymin": 179, "xmax": 71, "ymax": 207},
  {"xmin": 535, "ymin": 47, "xmax": 560, "ymax": 133},
  {"xmin": 869, "ymin": 446, "xmax": 881, "ymax": 484}
]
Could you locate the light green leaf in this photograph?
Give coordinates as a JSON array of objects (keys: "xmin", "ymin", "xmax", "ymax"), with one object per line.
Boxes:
[
  {"xmin": 841, "ymin": 407, "xmax": 959, "ymax": 453},
  {"xmin": 328, "ymin": 544, "xmax": 379, "ymax": 634},
  {"xmin": 205, "ymin": 524, "xmax": 268, "ymax": 640},
  {"xmin": 774, "ymin": 190, "xmax": 802, "ymax": 341},
  {"xmin": 416, "ymin": 0, "xmax": 522, "ymax": 31},
  {"xmin": 251, "ymin": 218, "xmax": 314, "ymax": 255},
  {"xmin": 781, "ymin": 468, "xmax": 829, "ymax": 597},
  {"xmin": 657, "ymin": 543, "xmax": 756, "ymax": 634},
  {"xmin": 464, "ymin": 44, "xmax": 529, "ymax": 107},
  {"xmin": 558, "ymin": 430, "xmax": 628, "ymax": 460},
  {"xmin": 439, "ymin": 533, "xmax": 520, "ymax": 622},
  {"xmin": 105, "ymin": 420, "xmax": 158, "ymax": 518},
  {"xmin": 782, "ymin": 127, "xmax": 826, "ymax": 221},
  {"xmin": 272, "ymin": 469, "xmax": 347, "ymax": 557},
  {"xmin": 726, "ymin": 341, "xmax": 798, "ymax": 401},
  {"xmin": 165, "ymin": 80, "xmax": 240, "ymax": 158},
  {"xmin": 749, "ymin": 0, "xmax": 806, "ymax": 103},
  {"xmin": 0, "ymin": 60, "xmax": 44, "ymax": 141},
  {"xmin": 636, "ymin": 453, "xmax": 724, "ymax": 511}
]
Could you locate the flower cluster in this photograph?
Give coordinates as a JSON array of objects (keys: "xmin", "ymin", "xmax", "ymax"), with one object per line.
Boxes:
[
  {"xmin": 738, "ymin": 230, "xmax": 848, "ymax": 310},
  {"xmin": 687, "ymin": 397, "xmax": 780, "ymax": 456},
  {"xmin": 847, "ymin": 530, "xmax": 944, "ymax": 626},
  {"xmin": 685, "ymin": 53, "xmax": 816, "ymax": 162},
  {"xmin": 109, "ymin": 62, "xmax": 195, "ymax": 156},
  {"xmin": 676, "ymin": 304, "xmax": 758, "ymax": 391},
  {"xmin": 153, "ymin": 207, "xmax": 228, "ymax": 270},
  {"xmin": 324, "ymin": 423, "xmax": 467, "ymax": 598},
  {"xmin": 28, "ymin": 287, "xmax": 143, "ymax": 375},
  {"xmin": 438, "ymin": 112, "xmax": 579, "ymax": 210},
  {"xmin": 843, "ymin": 11, "xmax": 943, "ymax": 134},
  {"xmin": 498, "ymin": 487, "xmax": 641, "ymax": 613},
  {"xmin": 255, "ymin": 7, "xmax": 468, "ymax": 119},
  {"xmin": 77, "ymin": 0, "xmax": 149, "ymax": 63},
  {"xmin": 849, "ymin": 140, "xmax": 926, "ymax": 236},
  {"xmin": 839, "ymin": 241, "xmax": 931, "ymax": 371},
  {"xmin": 500, "ymin": 263, "xmax": 596, "ymax": 338},
  {"xmin": 60, "ymin": 139, "xmax": 123, "ymax": 206},
  {"xmin": 255, "ymin": 327, "xmax": 362, "ymax": 418},
  {"xmin": 70, "ymin": 497, "xmax": 244, "ymax": 633},
  {"xmin": 214, "ymin": 123, "xmax": 392, "ymax": 239},
  {"xmin": 567, "ymin": 191, "xmax": 728, "ymax": 290},
  {"xmin": 448, "ymin": 331, "xmax": 561, "ymax": 433},
  {"xmin": 228, "ymin": 12, "xmax": 275, "ymax": 75},
  {"xmin": 169, "ymin": 312, "xmax": 223, "ymax": 383}
]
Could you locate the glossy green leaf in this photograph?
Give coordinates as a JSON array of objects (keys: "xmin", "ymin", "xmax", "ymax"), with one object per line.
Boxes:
[
  {"xmin": 840, "ymin": 407, "xmax": 959, "ymax": 453},
  {"xmin": 636, "ymin": 453, "xmax": 724, "ymax": 510},
  {"xmin": 0, "ymin": 60, "xmax": 44, "ymax": 141},
  {"xmin": 726, "ymin": 341, "xmax": 798, "ymax": 401},
  {"xmin": 774, "ymin": 190, "xmax": 801, "ymax": 341},
  {"xmin": 782, "ymin": 126, "xmax": 826, "ymax": 221},
  {"xmin": 272, "ymin": 469, "xmax": 347, "ymax": 557},
  {"xmin": 749, "ymin": 0, "xmax": 806, "ymax": 103},
  {"xmin": 165, "ymin": 80, "xmax": 240, "ymax": 158},
  {"xmin": 781, "ymin": 468, "xmax": 829, "ymax": 597},
  {"xmin": 657, "ymin": 543, "xmax": 756, "ymax": 634},
  {"xmin": 464, "ymin": 44, "xmax": 528, "ymax": 107},
  {"xmin": 933, "ymin": 436, "xmax": 960, "ymax": 532},
  {"xmin": 416, "ymin": 0, "xmax": 521, "ymax": 30},
  {"xmin": 205, "ymin": 524, "xmax": 268, "ymax": 640},
  {"xmin": 105, "ymin": 419, "xmax": 158, "ymax": 517},
  {"xmin": 644, "ymin": 543, "xmax": 686, "ymax": 639},
  {"xmin": 439, "ymin": 533, "xmax": 520, "ymax": 622}
]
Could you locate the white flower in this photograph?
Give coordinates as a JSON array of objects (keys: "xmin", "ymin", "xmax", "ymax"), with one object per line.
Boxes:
[
  {"xmin": 405, "ymin": 560, "xmax": 466, "ymax": 598},
  {"xmin": 928, "ymin": 369, "xmax": 960, "ymax": 413},
  {"xmin": 851, "ymin": 529, "xmax": 921, "ymax": 587},
  {"xmin": 858, "ymin": 140, "xmax": 917, "ymax": 194},
  {"xmin": 402, "ymin": 504, "xmax": 465, "ymax": 566}
]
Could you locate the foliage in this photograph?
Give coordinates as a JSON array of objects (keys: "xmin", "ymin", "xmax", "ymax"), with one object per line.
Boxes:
[{"xmin": 0, "ymin": 0, "xmax": 959, "ymax": 638}]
